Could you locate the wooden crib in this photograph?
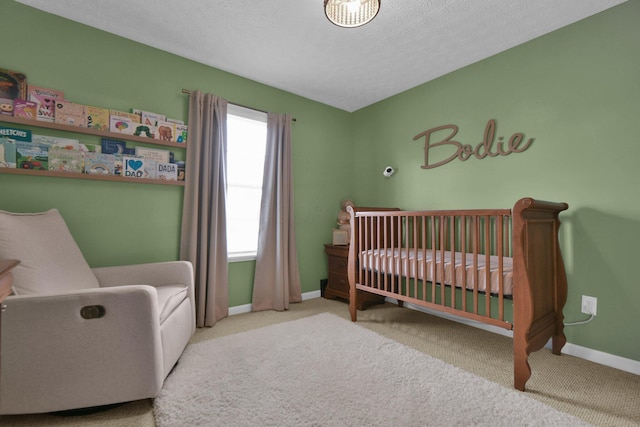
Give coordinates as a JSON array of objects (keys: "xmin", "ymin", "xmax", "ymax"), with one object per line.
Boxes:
[{"xmin": 346, "ymin": 197, "xmax": 569, "ymax": 391}]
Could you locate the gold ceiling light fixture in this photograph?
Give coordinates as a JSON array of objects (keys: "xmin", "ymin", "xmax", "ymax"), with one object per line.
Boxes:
[{"xmin": 324, "ymin": 0, "xmax": 381, "ymax": 28}]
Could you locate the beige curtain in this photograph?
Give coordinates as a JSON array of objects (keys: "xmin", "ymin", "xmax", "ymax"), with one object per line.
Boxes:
[
  {"xmin": 180, "ymin": 91, "xmax": 229, "ymax": 327},
  {"xmin": 252, "ymin": 113, "xmax": 302, "ymax": 311}
]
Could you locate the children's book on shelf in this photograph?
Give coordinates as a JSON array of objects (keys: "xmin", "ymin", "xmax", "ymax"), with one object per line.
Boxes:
[
  {"xmin": 132, "ymin": 109, "xmax": 165, "ymax": 127},
  {"xmin": 32, "ymin": 134, "xmax": 79, "ymax": 150},
  {"xmin": 143, "ymin": 158, "xmax": 157, "ymax": 179},
  {"xmin": 109, "ymin": 115, "xmax": 136, "ymax": 135},
  {"xmin": 0, "ymin": 126, "xmax": 31, "ymax": 141},
  {"xmin": 13, "ymin": 99, "xmax": 37, "ymax": 119},
  {"xmin": 0, "ymin": 98, "xmax": 14, "ymax": 116},
  {"xmin": 84, "ymin": 152, "xmax": 115, "ymax": 175},
  {"xmin": 0, "ymin": 137, "xmax": 17, "ymax": 168},
  {"xmin": 0, "ymin": 68, "xmax": 27, "ymax": 100},
  {"xmin": 48, "ymin": 147, "xmax": 83, "ymax": 173},
  {"xmin": 175, "ymin": 124, "xmax": 188, "ymax": 143},
  {"xmin": 110, "ymin": 109, "xmax": 140, "ymax": 123},
  {"xmin": 101, "ymin": 138, "xmax": 134, "ymax": 155},
  {"xmin": 79, "ymin": 143, "xmax": 101, "ymax": 153},
  {"xmin": 54, "ymin": 100, "xmax": 86, "ymax": 127},
  {"xmin": 16, "ymin": 140, "xmax": 48, "ymax": 170},
  {"xmin": 85, "ymin": 105, "xmax": 109, "ymax": 131},
  {"xmin": 135, "ymin": 146, "xmax": 171, "ymax": 163},
  {"xmin": 27, "ymin": 85, "xmax": 64, "ymax": 122},
  {"xmin": 176, "ymin": 160, "xmax": 185, "ymax": 181},
  {"xmin": 114, "ymin": 154, "xmax": 123, "ymax": 175},
  {"xmin": 123, "ymin": 155, "xmax": 156, "ymax": 179},
  {"xmin": 133, "ymin": 123, "xmax": 156, "ymax": 138},
  {"xmin": 155, "ymin": 121, "xmax": 176, "ymax": 142},
  {"xmin": 156, "ymin": 162, "xmax": 177, "ymax": 180}
]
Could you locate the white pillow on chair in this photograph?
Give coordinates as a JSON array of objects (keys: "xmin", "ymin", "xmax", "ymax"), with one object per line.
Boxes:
[{"xmin": 0, "ymin": 209, "xmax": 100, "ymax": 295}]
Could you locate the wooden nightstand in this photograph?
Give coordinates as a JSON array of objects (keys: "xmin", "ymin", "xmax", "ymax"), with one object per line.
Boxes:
[{"xmin": 324, "ymin": 244, "xmax": 384, "ymax": 310}]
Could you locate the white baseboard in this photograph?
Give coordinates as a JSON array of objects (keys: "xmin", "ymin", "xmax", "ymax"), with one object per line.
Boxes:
[
  {"xmin": 228, "ymin": 294, "xmax": 640, "ymax": 376},
  {"xmin": 561, "ymin": 342, "xmax": 640, "ymax": 375},
  {"xmin": 228, "ymin": 290, "xmax": 322, "ymax": 316},
  {"xmin": 398, "ymin": 299, "xmax": 640, "ymax": 376}
]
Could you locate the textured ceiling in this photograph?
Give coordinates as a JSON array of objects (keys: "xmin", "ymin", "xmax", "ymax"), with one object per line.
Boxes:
[{"xmin": 17, "ymin": 0, "xmax": 626, "ymax": 112}]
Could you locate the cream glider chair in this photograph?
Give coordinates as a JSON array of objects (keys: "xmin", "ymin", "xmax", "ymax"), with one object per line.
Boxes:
[{"xmin": 0, "ymin": 209, "xmax": 195, "ymax": 415}]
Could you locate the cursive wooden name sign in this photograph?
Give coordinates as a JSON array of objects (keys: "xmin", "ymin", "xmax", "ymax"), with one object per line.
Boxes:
[{"xmin": 412, "ymin": 119, "xmax": 534, "ymax": 169}]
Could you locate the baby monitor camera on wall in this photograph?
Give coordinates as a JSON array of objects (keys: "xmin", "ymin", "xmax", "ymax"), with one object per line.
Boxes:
[{"xmin": 383, "ymin": 166, "xmax": 395, "ymax": 177}]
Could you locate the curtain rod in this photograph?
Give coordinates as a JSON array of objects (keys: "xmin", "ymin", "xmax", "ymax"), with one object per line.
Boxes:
[{"xmin": 182, "ymin": 89, "xmax": 296, "ymax": 122}]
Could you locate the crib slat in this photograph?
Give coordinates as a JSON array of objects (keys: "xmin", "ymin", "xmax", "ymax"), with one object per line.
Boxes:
[
  {"xmin": 473, "ymin": 216, "xmax": 479, "ymax": 315},
  {"xmin": 433, "ymin": 216, "xmax": 445, "ymax": 305},
  {"xmin": 450, "ymin": 215, "xmax": 456, "ymax": 310},
  {"xmin": 382, "ymin": 216, "xmax": 387, "ymax": 292},
  {"xmin": 497, "ymin": 214, "xmax": 505, "ymax": 321},
  {"xmin": 431, "ymin": 216, "xmax": 437, "ymax": 303},
  {"xmin": 375, "ymin": 216, "xmax": 380, "ymax": 292},
  {"xmin": 461, "ymin": 216, "xmax": 467, "ymax": 312},
  {"xmin": 484, "ymin": 216, "xmax": 490, "ymax": 317},
  {"xmin": 412, "ymin": 215, "xmax": 418, "ymax": 299},
  {"xmin": 422, "ymin": 216, "xmax": 427, "ymax": 303},
  {"xmin": 357, "ymin": 215, "xmax": 362, "ymax": 287}
]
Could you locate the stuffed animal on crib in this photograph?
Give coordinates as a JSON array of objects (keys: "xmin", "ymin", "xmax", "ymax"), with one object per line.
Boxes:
[
  {"xmin": 337, "ymin": 199, "xmax": 354, "ymax": 227},
  {"xmin": 333, "ymin": 199, "xmax": 354, "ymax": 245}
]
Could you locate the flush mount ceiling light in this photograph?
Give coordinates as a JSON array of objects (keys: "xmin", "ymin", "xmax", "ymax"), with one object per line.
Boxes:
[{"xmin": 324, "ymin": 0, "xmax": 381, "ymax": 28}]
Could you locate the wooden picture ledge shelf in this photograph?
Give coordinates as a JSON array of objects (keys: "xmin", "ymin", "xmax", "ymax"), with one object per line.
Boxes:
[{"xmin": 0, "ymin": 116, "xmax": 187, "ymax": 186}]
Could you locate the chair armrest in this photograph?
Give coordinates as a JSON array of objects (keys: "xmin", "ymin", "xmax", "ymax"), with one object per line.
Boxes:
[
  {"xmin": 1, "ymin": 286, "xmax": 164, "ymax": 414},
  {"xmin": 93, "ymin": 261, "xmax": 193, "ymax": 289},
  {"xmin": 0, "ymin": 260, "xmax": 19, "ymax": 303},
  {"xmin": 0, "ymin": 259, "xmax": 19, "ymax": 277},
  {"xmin": 93, "ymin": 261, "xmax": 195, "ymax": 331}
]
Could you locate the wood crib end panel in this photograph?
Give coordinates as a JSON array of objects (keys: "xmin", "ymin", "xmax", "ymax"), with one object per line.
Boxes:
[
  {"xmin": 512, "ymin": 198, "xmax": 569, "ymax": 352},
  {"xmin": 524, "ymin": 220, "xmax": 557, "ymax": 320}
]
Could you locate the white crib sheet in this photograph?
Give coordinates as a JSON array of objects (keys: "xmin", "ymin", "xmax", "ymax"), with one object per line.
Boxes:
[{"xmin": 360, "ymin": 248, "xmax": 513, "ymax": 296}]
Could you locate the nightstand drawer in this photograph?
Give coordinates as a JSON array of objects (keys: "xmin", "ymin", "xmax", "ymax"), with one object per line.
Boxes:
[
  {"xmin": 323, "ymin": 244, "xmax": 384, "ymax": 309},
  {"xmin": 328, "ymin": 255, "xmax": 348, "ymax": 274},
  {"xmin": 328, "ymin": 272, "xmax": 349, "ymax": 293}
]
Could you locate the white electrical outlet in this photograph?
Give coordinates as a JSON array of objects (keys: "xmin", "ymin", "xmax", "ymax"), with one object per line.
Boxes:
[{"xmin": 581, "ymin": 295, "xmax": 598, "ymax": 316}]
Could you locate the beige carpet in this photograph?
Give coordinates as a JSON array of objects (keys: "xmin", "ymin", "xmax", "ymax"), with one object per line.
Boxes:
[
  {"xmin": 154, "ymin": 312, "xmax": 588, "ymax": 426},
  {"xmin": 1, "ymin": 297, "xmax": 639, "ymax": 426}
]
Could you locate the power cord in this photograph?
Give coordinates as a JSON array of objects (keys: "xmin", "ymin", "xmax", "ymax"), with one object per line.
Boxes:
[{"xmin": 565, "ymin": 314, "xmax": 595, "ymax": 326}]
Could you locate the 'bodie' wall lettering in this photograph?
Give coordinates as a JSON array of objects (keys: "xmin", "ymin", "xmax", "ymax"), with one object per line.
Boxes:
[{"xmin": 412, "ymin": 119, "xmax": 534, "ymax": 169}]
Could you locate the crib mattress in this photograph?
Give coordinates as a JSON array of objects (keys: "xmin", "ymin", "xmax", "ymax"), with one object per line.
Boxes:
[{"xmin": 360, "ymin": 248, "xmax": 513, "ymax": 296}]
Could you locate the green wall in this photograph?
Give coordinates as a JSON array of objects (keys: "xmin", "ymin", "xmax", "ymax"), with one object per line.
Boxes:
[
  {"xmin": 1, "ymin": 1, "xmax": 353, "ymax": 307},
  {"xmin": 3, "ymin": 1, "xmax": 638, "ymax": 363},
  {"xmin": 351, "ymin": 1, "xmax": 640, "ymax": 362}
]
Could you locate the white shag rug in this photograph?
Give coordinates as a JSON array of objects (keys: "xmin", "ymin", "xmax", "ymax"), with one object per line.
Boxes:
[{"xmin": 154, "ymin": 313, "xmax": 589, "ymax": 427}]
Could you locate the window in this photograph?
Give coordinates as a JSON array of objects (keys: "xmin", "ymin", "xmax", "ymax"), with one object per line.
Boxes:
[{"xmin": 226, "ymin": 105, "xmax": 267, "ymax": 261}]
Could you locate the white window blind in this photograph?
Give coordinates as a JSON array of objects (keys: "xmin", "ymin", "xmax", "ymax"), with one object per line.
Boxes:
[{"xmin": 226, "ymin": 105, "xmax": 267, "ymax": 261}]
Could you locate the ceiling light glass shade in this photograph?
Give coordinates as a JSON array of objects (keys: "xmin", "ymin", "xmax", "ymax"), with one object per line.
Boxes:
[{"xmin": 324, "ymin": 0, "xmax": 381, "ymax": 28}]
